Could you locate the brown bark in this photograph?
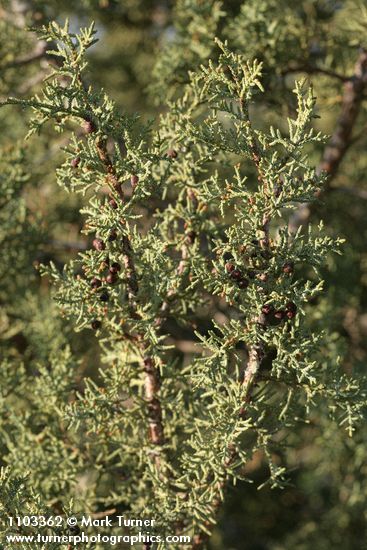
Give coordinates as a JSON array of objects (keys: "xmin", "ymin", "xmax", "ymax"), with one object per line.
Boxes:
[
  {"xmin": 191, "ymin": 343, "xmax": 263, "ymax": 550},
  {"xmin": 143, "ymin": 356, "xmax": 165, "ymax": 446},
  {"xmin": 94, "ymin": 133, "xmax": 166, "ymax": 455},
  {"xmin": 289, "ymin": 49, "xmax": 367, "ymax": 234},
  {"xmin": 191, "ymin": 113, "xmax": 267, "ymax": 548}
]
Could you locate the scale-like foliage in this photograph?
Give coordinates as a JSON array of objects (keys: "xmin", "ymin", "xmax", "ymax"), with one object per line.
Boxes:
[{"xmin": 0, "ymin": 8, "xmax": 366, "ymax": 550}]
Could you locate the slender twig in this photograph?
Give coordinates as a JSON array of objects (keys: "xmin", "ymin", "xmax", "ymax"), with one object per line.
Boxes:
[
  {"xmin": 145, "ymin": 188, "xmax": 199, "ymax": 450},
  {"xmin": 92, "ymin": 126, "xmax": 166, "ymax": 459},
  {"xmin": 191, "ymin": 345, "xmax": 263, "ymax": 549},
  {"xmin": 191, "ymin": 94, "xmax": 269, "ymax": 550}
]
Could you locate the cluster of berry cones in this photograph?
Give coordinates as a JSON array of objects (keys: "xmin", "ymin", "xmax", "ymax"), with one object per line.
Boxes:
[{"xmin": 261, "ymin": 301, "xmax": 297, "ymax": 323}]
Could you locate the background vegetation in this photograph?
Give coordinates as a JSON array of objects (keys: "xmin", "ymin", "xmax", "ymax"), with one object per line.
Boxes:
[{"xmin": 1, "ymin": 1, "xmax": 367, "ymax": 548}]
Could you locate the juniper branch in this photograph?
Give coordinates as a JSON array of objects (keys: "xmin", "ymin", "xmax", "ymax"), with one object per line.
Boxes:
[{"xmin": 90, "ymin": 118, "xmax": 166, "ymax": 458}]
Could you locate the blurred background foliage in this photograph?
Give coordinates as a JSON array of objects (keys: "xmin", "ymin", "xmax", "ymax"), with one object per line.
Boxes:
[{"xmin": 0, "ymin": 0, "xmax": 367, "ymax": 548}]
